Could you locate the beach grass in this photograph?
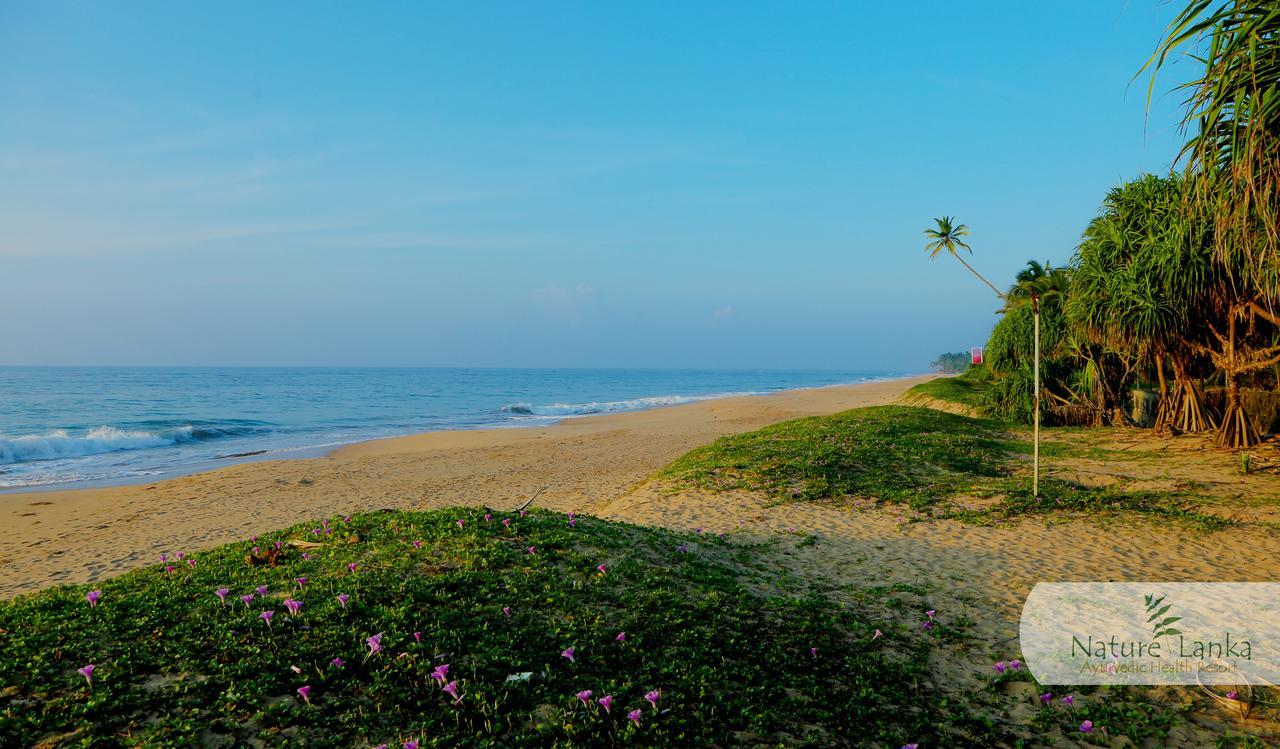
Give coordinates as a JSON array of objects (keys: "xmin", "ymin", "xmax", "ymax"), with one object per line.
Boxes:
[
  {"xmin": 901, "ymin": 375, "xmax": 989, "ymax": 411},
  {"xmin": 0, "ymin": 508, "xmax": 995, "ymax": 748},
  {"xmin": 658, "ymin": 405, "xmax": 1229, "ymax": 529}
]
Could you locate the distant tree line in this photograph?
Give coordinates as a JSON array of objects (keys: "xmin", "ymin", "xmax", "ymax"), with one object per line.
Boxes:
[{"xmin": 929, "ymin": 352, "xmax": 971, "ymax": 374}]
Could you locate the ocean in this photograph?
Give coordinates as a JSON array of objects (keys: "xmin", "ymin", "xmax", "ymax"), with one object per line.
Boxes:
[{"xmin": 0, "ymin": 367, "xmax": 906, "ymax": 491}]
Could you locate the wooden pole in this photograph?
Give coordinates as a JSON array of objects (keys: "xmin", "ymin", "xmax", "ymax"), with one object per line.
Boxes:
[{"xmin": 1032, "ymin": 291, "xmax": 1040, "ymax": 499}]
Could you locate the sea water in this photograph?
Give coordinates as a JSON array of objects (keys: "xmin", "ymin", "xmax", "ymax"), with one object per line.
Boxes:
[{"xmin": 0, "ymin": 367, "xmax": 905, "ymax": 490}]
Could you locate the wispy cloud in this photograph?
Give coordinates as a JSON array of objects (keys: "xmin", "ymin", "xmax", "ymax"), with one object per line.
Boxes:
[{"xmin": 529, "ymin": 282, "xmax": 596, "ymax": 324}]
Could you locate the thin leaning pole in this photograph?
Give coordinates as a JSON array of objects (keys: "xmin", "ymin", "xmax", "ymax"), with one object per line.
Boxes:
[{"xmin": 1032, "ymin": 290, "xmax": 1040, "ymax": 499}]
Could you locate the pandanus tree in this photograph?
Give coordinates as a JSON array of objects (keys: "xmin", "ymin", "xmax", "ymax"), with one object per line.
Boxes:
[
  {"xmin": 1142, "ymin": 0, "xmax": 1280, "ymax": 447},
  {"xmin": 1068, "ymin": 174, "xmax": 1215, "ymax": 433}
]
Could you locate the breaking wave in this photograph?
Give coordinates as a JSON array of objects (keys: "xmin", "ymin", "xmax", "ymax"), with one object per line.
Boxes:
[
  {"xmin": 500, "ymin": 391, "xmax": 763, "ymax": 418},
  {"xmin": 0, "ymin": 421, "xmax": 272, "ymax": 465}
]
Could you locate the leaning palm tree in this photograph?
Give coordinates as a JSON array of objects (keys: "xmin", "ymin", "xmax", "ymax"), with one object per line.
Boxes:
[
  {"xmin": 924, "ymin": 217, "xmax": 1045, "ymax": 497},
  {"xmin": 923, "ymin": 217, "xmax": 1006, "ymax": 300}
]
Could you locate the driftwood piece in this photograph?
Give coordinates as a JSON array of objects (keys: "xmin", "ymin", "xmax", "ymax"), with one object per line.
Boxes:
[
  {"xmin": 245, "ymin": 547, "xmax": 283, "ymax": 567},
  {"xmin": 515, "ymin": 485, "xmax": 550, "ymax": 513}
]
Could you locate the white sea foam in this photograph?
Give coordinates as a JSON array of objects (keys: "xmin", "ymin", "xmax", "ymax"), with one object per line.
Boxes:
[
  {"xmin": 0, "ymin": 426, "xmax": 196, "ymax": 465},
  {"xmin": 500, "ymin": 391, "xmax": 765, "ymax": 417}
]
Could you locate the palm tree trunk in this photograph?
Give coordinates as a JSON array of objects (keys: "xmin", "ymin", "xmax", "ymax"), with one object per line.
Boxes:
[{"xmin": 950, "ymin": 254, "xmax": 1007, "ymax": 300}]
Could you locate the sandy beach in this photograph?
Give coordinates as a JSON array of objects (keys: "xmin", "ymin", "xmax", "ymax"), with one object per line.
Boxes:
[{"xmin": 0, "ymin": 374, "xmax": 935, "ymax": 598}]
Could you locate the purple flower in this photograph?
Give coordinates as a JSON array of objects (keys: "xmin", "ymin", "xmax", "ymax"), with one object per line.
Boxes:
[
  {"xmin": 676, "ymin": 543, "xmax": 688, "ymax": 554},
  {"xmin": 901, "ymin": 745, "xmax": 919, "ymax": 749},
  {"xmin": 413, "ymin": 631, "xmax": 423, "ymax": 642},
  {"xmin": 810, "ymin": 647, "xmax": 818, "ymax": 657},
  {"xmin": 484, "ymin": 513, "xmax": 491, "ymax": 522},
  {"xmin": 872, "ymin": 629, "xmax": 883, "ymax": 640},
  {"xmin": 256, "ymin": 585, "xmax": 269, "ymax": 596},
  {"xmin": 284, "ymin": 599, "xmax": 302, "ymax": 616},
  {"xmin": 431, "ymin": 664, "xmax": 450, "ymax": 683},
  {"xmin": 1079, "ymin": 720, "xmax": 1093, "ymax": 733},
  {"xmin": 645, "ymin": 689, "xmax": 660, "ymax": 708},
  {"xmin": 569, "ymin": 518, "xmax": 577, "ymax": 528},
  {"xmin": 527, "ymin": 546, "xmax": 536, "ymax": 555},
  {"xmin": 344, "ymin": 515, "xmax": 351, "ymax": 522},
  {"xmin": 260, "ymin": 610, "xmax": 275, "ymax": 627},
  {"xmin": 442, "ymin": 680, "xmax": 463, "ymax": 704},
  {"xmin": 404, "ymin": 741, "xmax": 419, "ymax": 749},
  {"xmin": 295, "ymin": 577, "xmax": 307, "ymax": 588},
  {"xmin": 301, "ymin": 553, "xmax": 311, "ymax": 561},
  {"xmin": 627, "ymin": 709, "xmax": 642, "ymax": 725},
  {"xmin": 921, "ymin": 620, "xmax": 933, "ymax": 630},
  {"xmin": 78, "ymin": 663, "xmax": 95, "ymax": 686},
  {"xmin": 502, "ymin": 518, "xmax": 511, "ymax": 528},
  {"xmin": 1061, "ymin": 695, "xmax": 1074, "ymax": 707},
  {"xmin": 175, "ymin": 552, "xmax": 184, "ymax": 561},
  {"xmin": 159, "ymin": 554, "xmax": 167, "ymax": 562},
  {"xmin": 596, "ymin": 564, "xmax": 607, "ymax": 575},
  {"xmin": 274, "ymin": 540, "xmax": 283, "ymax": 550},
  {"xmin": 1009, "ymin": 659, "xmax": 1021, "ymax": 670},
  {"xmin": 597, "ymin": 694, "xmax": 614, "ymax": 713},
  {"xmin": 252, "ymin": 547, "xmax": 261, "ymax": 555},
  {"xmin": 85, "ymin": 590, "xmax": 102, "ymax": 608},
  {"xmin": 502, "ymin": 606, "xmax": 511, "ymax": 617},
  {"xmin": 576, "ymin": 689, "xmax": 593, "ymax": 707},
  {"xmin": 165, "ymin": 565, "xmax": 175, "ymax": 576},
  {"xmin": 296, "ymin": 685, "xmax": 312, "ymax": 704},
  {"xmin": 412, "ymin": 540, "xmax": 423, "ymax": 549},
  {"xmin": 1227, "ymin": 690, "xmax": 1239, "ymax": 700},
  {"xmin": 240, "ymin": 593, "xmax": 255, "ymax": 607},
  {"xmin": 456, "ymin": 519, "xmax": 465, "ymax": 529},
  {"xmin": 348, "ymin": 562, "xmax": 359, "ymax": 573},
  {"xmin": 337, "ymin": 593, "xmax": 350, "ymax": 608},
  {"xmin": 561, "ymin": 647, "xmax": 576, "ymax": 663},
  {"xmin": 993, "ymin": 661, "xmax": 1007, "ymax": 674},
  {"xmin": 1040, "ymin": 692, "xmax": 1053, "ymax": 705},
  {"xmin": 924, "ymin": 609, "xmax": 936, "ymax": 621},
  {"xmin": 519, "ymin": 509, "xmax": 527, "ymax": 517},
  {"xmin": 366, "ymin": 633, "xmax": 383, "ymax": 655},
  {"xmin": 616, "ymin": 631, "xmax": 626, "ymax": 643},
  {"xmin": 330, "ymin": 657, "xmax": 345, "ymax": 668},
  {"xmin": 187, "ymin": 558, "xmax": 197, "ymax": 568},
  {"xmin": 215, "ymin": 588, "xmax": 230, "ymax": 604}
]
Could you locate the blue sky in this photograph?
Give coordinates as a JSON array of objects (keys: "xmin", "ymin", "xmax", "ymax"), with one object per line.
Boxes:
[{"xmin": 0, "ymin": 1, "xmax": 1193, "ymax": 369}]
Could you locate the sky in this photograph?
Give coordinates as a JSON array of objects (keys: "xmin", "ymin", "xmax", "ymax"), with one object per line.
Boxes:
[{"xmin": 0, "ymin": 1, "xmax": 1196, "ymax": 370}]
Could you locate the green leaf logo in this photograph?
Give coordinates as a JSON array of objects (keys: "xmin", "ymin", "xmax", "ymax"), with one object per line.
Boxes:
[{"xmin": 1144, "ymin": 593, "xmax": 1182, "ymax": 639}]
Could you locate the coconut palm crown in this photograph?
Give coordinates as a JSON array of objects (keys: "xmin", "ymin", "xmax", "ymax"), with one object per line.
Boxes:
[{"xmin": 924, "ymin": 217, "xmax": 1006, "ymax": 300}]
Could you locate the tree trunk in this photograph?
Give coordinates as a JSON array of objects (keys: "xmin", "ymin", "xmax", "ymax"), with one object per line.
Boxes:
[
  {"xmin": 1154, "ymin": 354, "xmax": 1172, "ymax": 434},
  {"xmin": 951, "ymin": 253, "xmax": 1008, "ymax": 301},
  {"xmin": 1215, "ymin": 312, "xmax": 1260, "ymax": 448},
  {"xmin": 1169, "ymin": 355, "xmax": 1214, "ymax": 433}
]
